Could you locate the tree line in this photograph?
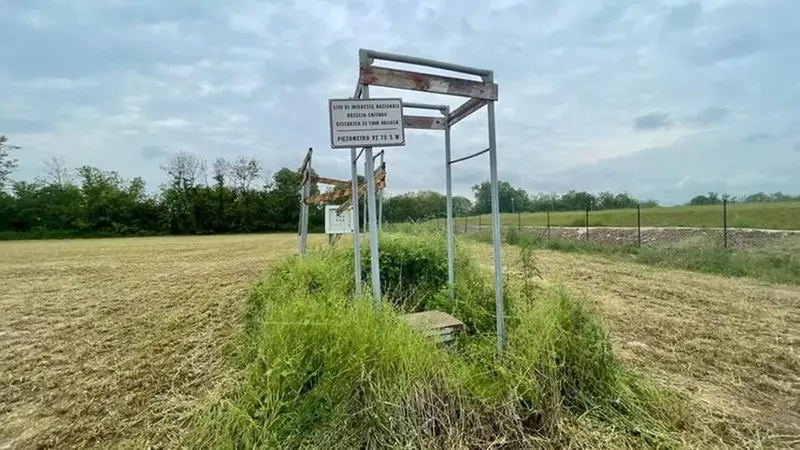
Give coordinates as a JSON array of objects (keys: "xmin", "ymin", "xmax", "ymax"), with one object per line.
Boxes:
[
  {"xmin": 687, "ymin": 191, "xmax": 800, "ymax": 205},
  {"xmin": 0, "ymin": 135, "xmax": 797, "ymax": 238}
]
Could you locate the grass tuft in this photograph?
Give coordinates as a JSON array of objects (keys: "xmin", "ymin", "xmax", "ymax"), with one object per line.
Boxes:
[
  {"xmin": 473, "ymin": 228, "xmax": 800, "ymax": 285},
  {"xmin": 187, "ymin": 232, "xmax": 705, "ymax": 449}
]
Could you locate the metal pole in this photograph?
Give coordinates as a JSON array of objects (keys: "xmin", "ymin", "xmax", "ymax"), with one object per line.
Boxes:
[
  {"xmin": 362, "ymin": 83, "xmax": 382, "ymax": 304},
  {"xmin": 298, "ymin": 149, "xmax": 312, "ymax": 255},
  {"xmin": 478, "ymin": 214, "xmax": 481, "ymax": 230},
  {"xmin": 547, "ymin": 210, "xmax": 551, "ymax": 238},
  {"xmin": 637, "ymin": 203, "xmax": 642, "ymax": 247},
  {"xmin": 518, "ymin": 211, "xmax": 521, "ymax": 232},
  {"xmin": 350, "ymin": 147, "xmax": 362, "ymax": 295},
  {"xmin": 362, "ymin": 177, "xmax": 367, "ymax": 233},
  {"xmin": 487, "ymin": 95, "xmax": 506, "ymax": 352},
  {"xmin": 297, "ymin": 183, "xmax": 306, "ymax": 252},
  {"xmin": 723, "ymin": 199, "xmax": 728, "ymax": 248},
  {"xmin": 585, "ymin": 204, "xmax": 589, "ymax": 242},
  {"xmin": 444, "ymin": 109, "xmax": 455, "ymax": 301},
  {"xmin": 378, "ymin": 152, "xmax": 384, "ymax": 229}
]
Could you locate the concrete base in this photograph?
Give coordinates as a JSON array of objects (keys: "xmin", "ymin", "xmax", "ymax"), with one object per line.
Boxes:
[{"xmin": 402, "ymin": 310, "xmax": 465, "ymax": 343}]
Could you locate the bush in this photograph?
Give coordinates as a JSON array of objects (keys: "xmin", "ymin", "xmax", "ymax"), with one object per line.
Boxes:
[
  {"xmin": 362, "ymin": 233, "xmax": 449, "ymax": 309},
  {"xmin": 188, "ymin": 233, "xmax": 697, "ymax": 449}
]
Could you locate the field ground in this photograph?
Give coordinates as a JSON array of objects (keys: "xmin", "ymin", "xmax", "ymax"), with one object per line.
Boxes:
[
  {"xmin": 470, "ymin": 242, "xmax": 800, "ymax": 446},
  {"xmin": 0, "ymin": 234, "xmax": 323, "ymax": 449},
  {"xmin": 1, "ymin": 233, "xmax": 798, "ymax": 448},
  {"xmin": 447, "ymin": 201, "xmax": 800, "ymax": 230}
]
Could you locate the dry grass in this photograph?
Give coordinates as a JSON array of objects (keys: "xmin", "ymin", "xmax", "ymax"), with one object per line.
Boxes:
[
  {"xmin": 0, "ymin": 234, "xmax": 322, "ymax": 450},
  {"xmin": 3, "ymin": 233, "xmax": 799, "ymax": 448},
  {"xmin": 470, "ymin": 242, "xmax": 800, "ymax": 447}
]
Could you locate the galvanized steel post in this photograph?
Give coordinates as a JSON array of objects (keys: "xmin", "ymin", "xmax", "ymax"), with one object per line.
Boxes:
[
  {"xmin": 486, "ymin": 72, "xmax": 506, "ymax": 352},
  {"xmin": 444, "ymin": 106, "xmax": 455, "ymax": 302},
  {"xmin": 359, "ymin": 62, "xmax": 382, "ymax": 305},
  {"xmin": 350, "ymin": 147, "xmax": 362, "ymax": 295}
]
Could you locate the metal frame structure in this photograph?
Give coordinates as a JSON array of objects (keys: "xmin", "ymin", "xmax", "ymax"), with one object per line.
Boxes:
[
  {"xmin": 298, "ymin": 147, "xmax": 386, "ymax": 257},
  {"xmin": 348, "ymin": 49, "xmax": 506, "ymax": 350}
]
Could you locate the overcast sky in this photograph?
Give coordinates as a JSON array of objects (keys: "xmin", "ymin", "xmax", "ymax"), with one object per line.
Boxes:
[{"xmin": 1, "ymin": 0, "xmax": 798, "ymax": 205}]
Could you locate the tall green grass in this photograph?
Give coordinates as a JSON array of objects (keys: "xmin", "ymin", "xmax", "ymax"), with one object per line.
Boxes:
[
  {"xmin": 449, "ymin": 201, "xmax": 800, "ymax": 230},
  {"xmin": 188, "ymin": 232, "xmax": 729, "ymax": 449},
  {"xmin": 478, "ymin": 228, "xmax": 800, "ymax": 285}
]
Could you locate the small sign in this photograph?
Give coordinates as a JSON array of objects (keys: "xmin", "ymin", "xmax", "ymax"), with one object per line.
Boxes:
[
  {"xmin": 324, "ymin": 205, "xmax": 354, "ymax": 234},
  {"xmin": 329, "ymin": 98, "xmax": 406, "ymax": 149}
]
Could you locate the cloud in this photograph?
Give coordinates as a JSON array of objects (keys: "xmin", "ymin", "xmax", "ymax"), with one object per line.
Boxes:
[
  {"xmin": 684, "ymin": 34, "xmax": 765, "ymax": 67},
  {"xmin": 665, "ymin": 2, "xmax": 702, "ymax": 31},
  {"xmin": 141, "ymin": 145, "xmax": 167, "ymax": 160},
  {"xmin": 743, "ymin": 132, "xmax": 773, "ymax": 143},
  {"xmin": 1, "ymin": 0, "xmax": 798, "ymax": 203},
  {"xmin": 688, "ymin": 106, "xmax": 730, "ymax": 126},
  {"xmin": 633, "ymin": 113, "xmax": 672, "ymax": 131},
  {"xmin": 1, "ymin": 118, "xmax": 55, "ymax": 134}
]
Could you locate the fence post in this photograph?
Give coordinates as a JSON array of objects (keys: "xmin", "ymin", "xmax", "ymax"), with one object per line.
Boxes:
[
  {"xmin": 585, "ymin": 205, "xmax": 590, "ymax": 242},
  {"xmin": 723, "ymin": 199, "xmax": 728, "ymax": 248},
  {"xmin": 637, "ymin": 203, "xmax": 642, "ymax": 247},
  {"xmin": 518, "ymin": 211, "xmax": 521, "ymax": 232},
  {"xmin": 546, "ymin": 210, "xmax": 551, "ymax": 238},
  {"xmin": 464, "ymin": 214, "xmax": 468, "ymax": 233},
  {"xmin": 478, "ymin": 214, "xmax": 481, "ymax": 231}
]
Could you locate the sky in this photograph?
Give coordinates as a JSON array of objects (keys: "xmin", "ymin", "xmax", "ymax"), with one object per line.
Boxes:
[{"xmin": 1, "ymin": 0, "xmax": 798, "ymax": 205}]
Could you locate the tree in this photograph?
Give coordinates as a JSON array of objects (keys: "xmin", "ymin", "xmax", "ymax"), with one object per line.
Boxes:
[
  {"xmin": 160, "ymin": 151, "xmax": 208, "ymax": 233},
  {"xmin": 688, "ymin": 192, "xmax": 723, "ymax": 206},
  {"xmin": 0, "ymin": 135, "xmax": 20, "ymax": 191},
  {"xmin": 229, "ymin": 157, "xmax": 261, "ymax": 193},
  {"xmin": 452, "ymin": 196, "xmax": 472, "ymax": 216},
  {"xmin": 471, "ymin": 181, "xmax": 531, "ymax": 214},
  {"xmin": 39, "ymin": 156, "xmax": 74, "ymax": 187}
]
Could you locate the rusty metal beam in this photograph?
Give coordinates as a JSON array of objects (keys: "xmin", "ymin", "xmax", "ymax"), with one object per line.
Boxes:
[
  {"xmin": 448, "ymin": 98, "xmax": 487, "ymax": 127},
  {"xmin": 404, "ymin": 115, "xmax": 445, "ymax": 130},
  {"xmin": 308, "ymin": 176, "xmax": 386, "ymax": 206},
  {"xmin": 299, "ymin": 148, "xmax": 312, "ymax": 185},
  {"xmin": 359, "ymin": 66, "xmax": 498, "ymax": 101},
  {"xmin": 360, "ymin": 48, "xmax": 492, "ymax": 77},
  {"xmin": 335, "ymin": 169, "xmax": 386, "ymax": 213},
  {"xmin": 305, "ymin": 167, "xmax": 386, "ymax": 206},
  {"xmin": 312, "ymin": 176, "xmax": 349, "ymax": 186}
]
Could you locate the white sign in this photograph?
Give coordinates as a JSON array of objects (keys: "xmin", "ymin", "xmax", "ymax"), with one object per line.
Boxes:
[
  {"xmin": 324, "ymin": 205, "xmax": 354, "ymax": 234},
  {"xmin": 329, "ymin": 98, "xmax": 405, "ymax": 149}
]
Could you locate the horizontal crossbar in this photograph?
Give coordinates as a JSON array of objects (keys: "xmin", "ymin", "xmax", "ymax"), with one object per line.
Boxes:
[
  {"xmin": 404, "ymin": 115, "xmax": 446, "ymax": 130},
  {"xmin": 449, "ymin": 147, "xmax": 490, "ymax": 165},
  {"xmin": 360, "ymin": 48, "xmax": 492, "ymax": 77},
  {"xmin": 448, "ymin": 99, "xmax": 487, "ymax": 127},
  {"xmin": 312, "ymin": 176, "xmax": 349, "ymax": 186},
  {"xmin": 403, "ymin": 102, "xmax": 448, "ymax": 113},
  {"xmin": 360, "ymin": 66, "xmax": 498, "ymax": 101}
]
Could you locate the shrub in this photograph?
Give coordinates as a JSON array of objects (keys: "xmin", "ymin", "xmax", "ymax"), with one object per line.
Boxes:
[{"xmin": 188, "ymin": 234, "xmax": 697, "ymax": 449}]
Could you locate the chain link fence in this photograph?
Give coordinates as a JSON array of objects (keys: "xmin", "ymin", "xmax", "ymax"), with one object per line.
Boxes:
[{"xmin": 416, "ymin": 200, "xmax": 800, "ymax": 251}]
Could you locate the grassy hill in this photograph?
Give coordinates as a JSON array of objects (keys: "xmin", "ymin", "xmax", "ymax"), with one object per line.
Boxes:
[{"xmin": 453, "ymin": 201, "xmax": 800, "ymax": 230}]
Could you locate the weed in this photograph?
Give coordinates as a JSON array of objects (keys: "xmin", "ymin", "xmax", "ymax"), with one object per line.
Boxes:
[
  {"xmin": 188, "ymin": 233, "xmax": 702, "ymax": 449},
  {"xmin": 471, "ymin": 228, "xmax": 800, "ymax": 285}
]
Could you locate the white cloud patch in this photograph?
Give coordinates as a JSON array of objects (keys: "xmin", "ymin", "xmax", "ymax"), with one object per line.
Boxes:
[{"xmin": 0, "ymin": 0, "xmax": 798, "ymax": 203}]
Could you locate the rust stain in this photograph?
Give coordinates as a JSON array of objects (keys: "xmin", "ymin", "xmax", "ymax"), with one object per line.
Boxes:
[
  {"xmin": 409, "ymin": 72, "xmax": 430, "ymax": 91},
  {"xmin": 359, "ymin": 67, "xmax": 379, "ymax": 85}
]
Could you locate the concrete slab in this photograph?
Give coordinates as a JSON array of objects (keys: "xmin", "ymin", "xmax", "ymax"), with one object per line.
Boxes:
[{"xmin": 402, "ymin": 310, "xmax": 465, "ymax": 343}]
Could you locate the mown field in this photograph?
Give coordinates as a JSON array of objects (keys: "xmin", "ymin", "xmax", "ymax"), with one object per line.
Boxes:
[
  {"xmin": 1, "ymin": 233, "xmax": 798, "ymax": 448},
  {"xmin": 453, "ymin": 201, "xmax": 800, "ymax": 230}
]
